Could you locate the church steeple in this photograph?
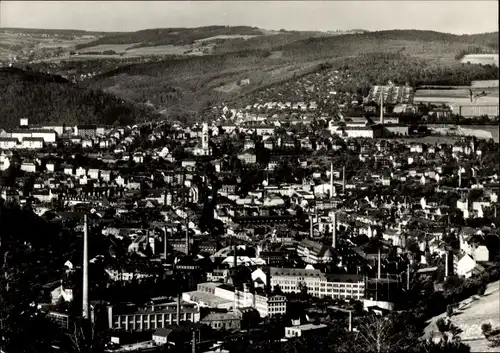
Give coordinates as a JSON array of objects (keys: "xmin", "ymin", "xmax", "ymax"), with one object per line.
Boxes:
[{"xmin": 202, "ymin": 123, "xmax": 210, "ymax": 150}]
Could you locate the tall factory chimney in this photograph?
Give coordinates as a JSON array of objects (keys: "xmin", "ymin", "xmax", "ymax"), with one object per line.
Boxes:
[
  {"xmin": 445, "ymin": 249, "xmax": 449, "ymax": 279},
  {"xmin": 163, "ymin": 226, "xmax": 168, "ymax": 259},
  {"xmin": 330, "ymin": 161, "xmax": 334, "ymax": 198},
  {"xmin": 342, "ymin": 166, "xmax": 346, "ymax": 194},
  {"xmin": 379, "ymin": 91, "xmax": 384, "ymax": 125},
  {"xmin": 176, "ymin": 293, "xmax": 181, "ymax": 325},
  {"xmin": 82, "ymin": 214, "xmax": 89, "ymax": 320},
  {"xmin": 332, "ymin": 212, "xmax": 337, "ymax": 249}
]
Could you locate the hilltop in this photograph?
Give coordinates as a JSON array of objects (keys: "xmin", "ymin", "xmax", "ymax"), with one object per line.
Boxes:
[
  {"xmin": 0, "ymin": 67, "xmax": 160, "ymax": 129},
  {"xmin": 82, "ymin": 29, "xmax": 498, "ymax": 120},
  {"xmin": 74, "ymin": 26, "xmax": 267, "ymax": 49},
  {"xmin": 2, "ymin": 29, "xmax": 498, "ymax": 125}
]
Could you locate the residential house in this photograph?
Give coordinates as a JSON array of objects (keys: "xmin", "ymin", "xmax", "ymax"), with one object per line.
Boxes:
[
  {"xmin": 0, "ymin": 137, "xmax": 18, "ymax": 149},
  {"xmin": 237, "ymin": 150, "xmax": 257, "ymax": 165},
  {"xmin": 87, "ymin": 169, "xmax": 100, "ymax": 180},
  {"xmin": 152, "ymin": 328, "xmax": 170, "ymax": 345},
  {"xmin": 454, "ymin": 253, "xmax": 484, "ymax": 279},
  {"xmin": 200, "ymin": 311, "xmax": 241, "ymax": 331}
]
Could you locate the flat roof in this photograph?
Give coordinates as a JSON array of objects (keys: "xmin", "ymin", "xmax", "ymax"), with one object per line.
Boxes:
[
  {"xmin": 185, "ymin": 291, "xmax": 233, "ymax": 306},
  {"xmin": 287, "ymin": 323, "xmax": 328, "ymax": 331}
]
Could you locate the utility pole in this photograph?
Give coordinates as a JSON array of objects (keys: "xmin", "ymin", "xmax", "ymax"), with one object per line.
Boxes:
[
  {"xmin": 176, "ymin": 261, "xmax": 181, "ymax": 326},
  {"xmin": 377, "ymin": 248, "xmax": 381, "ymax": 280}
]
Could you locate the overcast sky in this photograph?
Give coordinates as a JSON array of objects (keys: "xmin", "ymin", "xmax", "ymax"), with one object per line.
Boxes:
[{"xmin": 0, "ymin": 1, "xmax": 498, "ymax": 34}]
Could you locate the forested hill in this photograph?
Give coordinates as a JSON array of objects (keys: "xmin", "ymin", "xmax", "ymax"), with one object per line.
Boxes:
[
  {"xmin": 280, "ymin": 30, "xmax": 499, "ymax": 50},
  {"xmin": 278, "ymin": 30, "xmax": 499, "ymax": 62},
  {"xmin": 0, "ymin": 68, "xmax": 160, "ymax": 129},
  {"xmin": 75, "ymin": 25, "xmax": 265, "ymax": 49},
  {"xmin": 82, "ymin": 29, "xmax": 499, "ymax": 121}
]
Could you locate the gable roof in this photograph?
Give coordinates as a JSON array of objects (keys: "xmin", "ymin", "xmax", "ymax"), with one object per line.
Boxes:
[{"xmin": 153, "ymin": 328, "xmax": 172, "ymax": 337}]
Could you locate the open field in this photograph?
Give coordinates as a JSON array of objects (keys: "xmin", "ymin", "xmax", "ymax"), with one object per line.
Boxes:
[
  {"xmin": 425, "ymin": 125, "xmax": 499, "ymax": 142},
  {"xmin": 424, "ymin": 281, "xmax": 500, "ymax": 353},
  {"xmin": 414, "ymin": 96, "xmax": 500, "ymax": 106},
  {"xmin": 461, "ymin": 54, "xmax": 499, "ymax": 66},
  {"xmin": 78, "ymin": 43, "xmax": 141, "ymax": 53},
  {"xmin": 126, "ymin": 44, "xmax": 193, "ymax": 55},
  {"xmin": 391, "ymin": 136, "xmax": 462, "ymax": 145},
  {"xmin": 414, "ymin": 87, "xmax": 500, "ymax": 106},
  {"xmin": 213, "ymin": 82, "xmax": 242, "ymax": 93},
  {"xmin": 0, "ymin": 31, "xmax": 98, "ymax": 60},
  {"xmin": 195, "ymin": 34, "xmax": 261, "ymax": 42},
  {"xmin": 460, "ymin": 125, "xmax": 500, "ymax": 142},
  {"xmin": 77, "ymin": 43, "xmax": 196, "ymax": 56},
  {"xmin": 472, "ymin": 80, "xmax": 499, "ymax": 88}
]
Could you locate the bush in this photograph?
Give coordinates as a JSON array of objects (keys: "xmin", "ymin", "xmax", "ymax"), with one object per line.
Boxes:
[
  {"xmin": 482, "ymin": 322, "xmax": 492, "ymax": 337},
  {"xmin": 436, "ymin": 318, "xmax": 450, "ymax": 333},
  {"xmin": 446, "ymin": 304, "xmax": 454, "ymax": 317}
]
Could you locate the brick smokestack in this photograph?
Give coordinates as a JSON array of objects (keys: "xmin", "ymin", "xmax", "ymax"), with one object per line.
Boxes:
[
  {"xmin": 332, "ymin": 212, "xmax": 337, "ymax": 249},
  {"xmin": 82, "ymin": 214, "xmax": 89, "ymax": 319},
  {"xmin": 342, "ymin": 166, "xmax": 346, "ymax": 194},
  {"xmin": 163, "ymin": 226, "xmax": 168, "ymax": 259}
]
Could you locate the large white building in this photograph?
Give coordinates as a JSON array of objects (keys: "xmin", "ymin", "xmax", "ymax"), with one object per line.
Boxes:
[
  {"xmin": 184, "ymin": 282, "xmax": 287, "ymax": 318},
  {"xmin": 344, "ymin": 125, "xmax": 383, "ymax": 139},
  {"xmin": 10, "ymin": 129, "xmax": 57, "ymax": 144},
  {"xmin": 257, "ymin": 267, "xmax": 365, "ymax": 301},
  {"xmin": 107, "ymin": 300, "xmax": 201, "ymax": 331}
]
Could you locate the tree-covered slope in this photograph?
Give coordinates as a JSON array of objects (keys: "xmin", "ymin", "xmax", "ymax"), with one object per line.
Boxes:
[
  {"xmin": 75, "ymin": 26, "xmax": 265, "ymax": 49},
  {"xmin": 83, "ymin": 30, "xmax": 498, "ymax": 121},
  {"xmin": 0, "ymin": 68, "xmax": 160, "ymax": 129},
  {"xmin": 279, "ymin": 30, "xmax": 499, "ymax": 62}
]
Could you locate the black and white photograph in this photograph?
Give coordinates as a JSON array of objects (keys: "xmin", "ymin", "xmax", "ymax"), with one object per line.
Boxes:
[{"xmin": 0, "ymin": 1, "xmax": 499, "ymax": 352}]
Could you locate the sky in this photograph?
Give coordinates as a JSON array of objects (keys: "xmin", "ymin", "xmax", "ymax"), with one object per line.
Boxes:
[{"xmin": 0, "ymin": 1, "xmax": 498, "ymax": 34}]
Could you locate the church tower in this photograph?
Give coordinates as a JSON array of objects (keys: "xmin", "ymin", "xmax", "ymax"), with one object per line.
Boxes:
[{"xmin": 202, "ymin": 123, "xmax": 210, "ymax": 151}]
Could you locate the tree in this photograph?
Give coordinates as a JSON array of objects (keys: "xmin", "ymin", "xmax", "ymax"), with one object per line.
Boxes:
[
  {"xmin": 65, "ymin": 318, "xmax": 106, "ymax": 353},
  {"xmin": 481, "ymin": 322, "xmax": 492, "ymax": 338},
  {"xmin": 446, "ymin": 304, "xmax": 454, "ymax": 318},
  {"xmin": 436, "ymin": 318, "xmax": 450, "ymax": 334}
]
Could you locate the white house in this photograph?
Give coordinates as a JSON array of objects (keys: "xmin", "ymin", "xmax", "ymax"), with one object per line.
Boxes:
[
  {"xmin": 87, "ymin": 169, "xmax": 100, "ymax": 180},
  {"xmin": 152, "ymin": 328, "xmax": 170, "ymax": 345},
  {"xmin": 75, "ymin": 166, "xmax": 86, "ymax": 177},
  {"xmin": 82, "ymin": 139, "xmax": 93, "ymax": 148},
  {"xmin": 50, "ymin": 285, "xmax": 74, "ymax": 304},
  {"xmin": 46, "ymin": 162, "xmax": 56, "ymax": 173},
  {"xmin": 455, "ymin": 253, "xmax": 477, "ymax": 278},
  {"xmin": 101, "ymin": 170, "xmax": 112, "ymax": 182},
  {"xmin": 0, "ymin": 137, "xmax": 18, "ymax": 149},
  {"xmin": 20, "ymin": 162, "xmax": 37, "ymax": 173}
]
